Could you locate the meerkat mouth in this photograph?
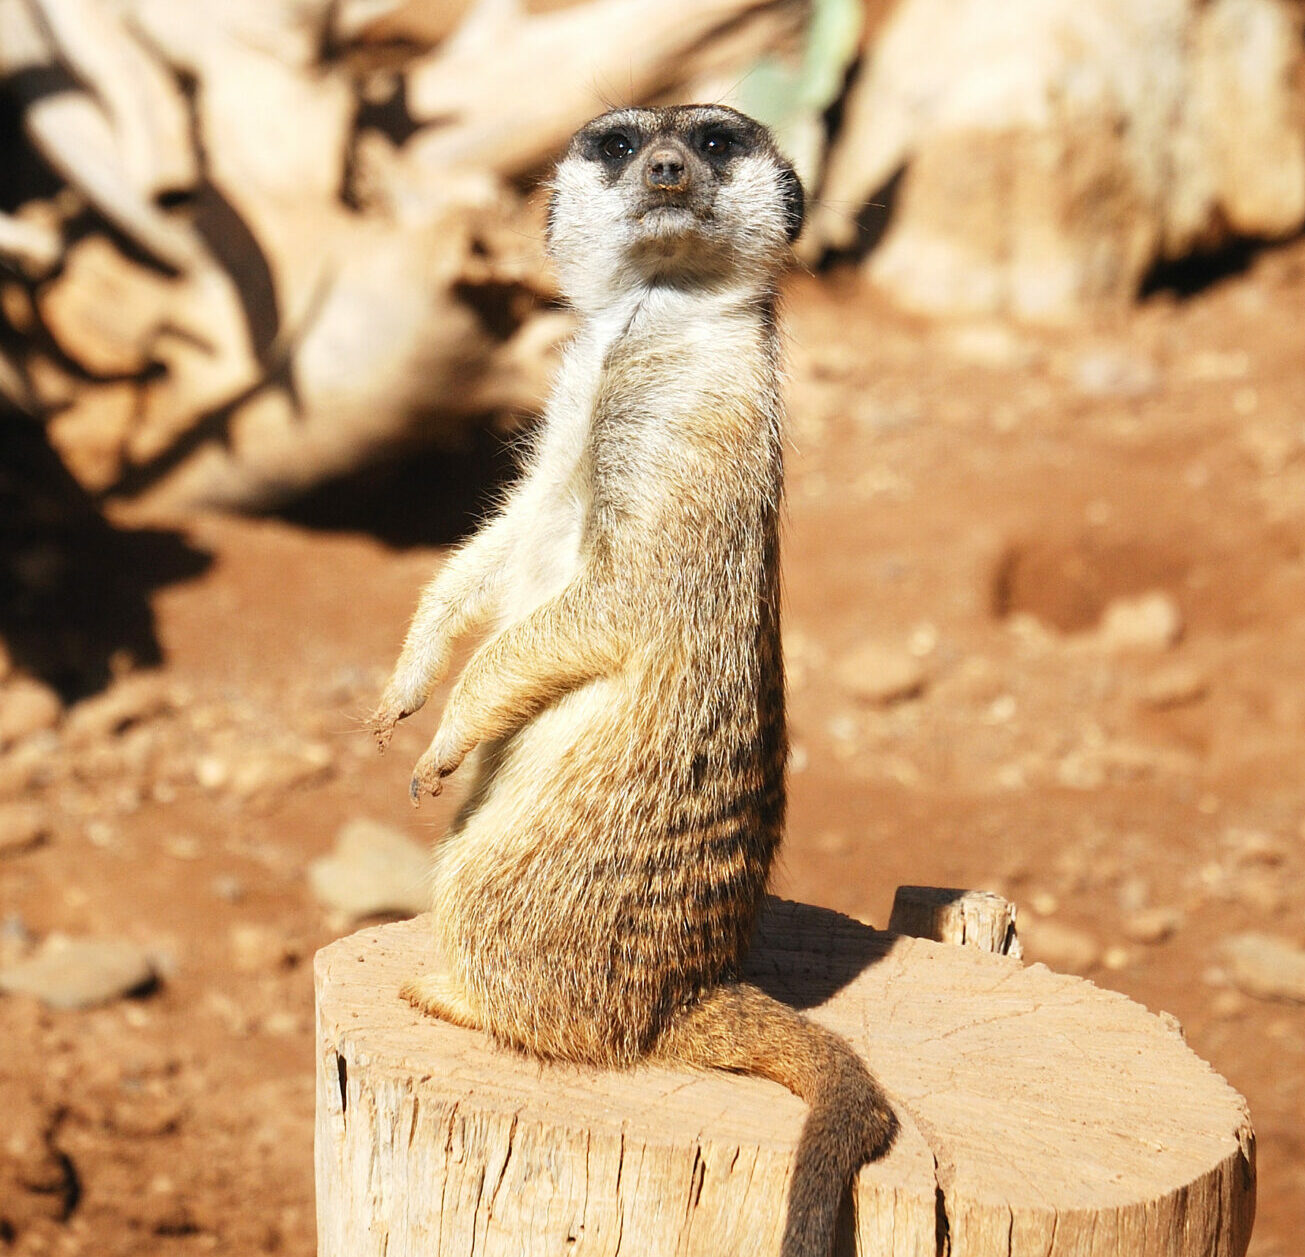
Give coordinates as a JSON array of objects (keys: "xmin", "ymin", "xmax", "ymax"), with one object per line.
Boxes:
[{"xmin": 635, "ymin": 202, "xmax": 711, "ymax": 236}]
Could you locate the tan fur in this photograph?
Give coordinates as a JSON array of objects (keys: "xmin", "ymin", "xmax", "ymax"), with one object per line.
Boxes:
[{"xmin": 370, "ymin": 105, "xmax": 895, "ymax": 1256}]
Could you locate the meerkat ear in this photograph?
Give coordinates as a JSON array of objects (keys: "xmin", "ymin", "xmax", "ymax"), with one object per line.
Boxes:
[{"xmin": 778, "ymin": 161, "xmax": 805, "ymax": 243}]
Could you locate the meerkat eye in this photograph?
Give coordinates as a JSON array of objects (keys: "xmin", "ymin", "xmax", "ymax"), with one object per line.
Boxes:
[
  {"xmin": 699, "ymin": 129, "xmax": 736, "ymax": 157},
  {"xmin": 600, "ymin": 131, "xmax": 635, "ymax": 160}
]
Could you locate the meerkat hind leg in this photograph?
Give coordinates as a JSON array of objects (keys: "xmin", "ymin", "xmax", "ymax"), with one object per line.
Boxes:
[{"xmin": 400, "ymin": 972, "xmax": 483, "ymax": 1030}]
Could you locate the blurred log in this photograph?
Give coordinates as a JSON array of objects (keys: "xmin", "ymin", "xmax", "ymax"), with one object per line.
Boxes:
[
  {"xmin": 810, "ymin": 0, "xmax": 1305, "ymax": 320},
  {"xmin": 332, "ymin": 0, "xmax": 471, "ymax": 47},
  {"xmin": 0, "ymin": 212, "xmax": 60, "ymax": 279},
  {"xmin": 405, "ymin": 0, "xmax": 799, "ymax": 176},
  {"xmin": 23, "ymin": 93, "xmax": 199, "ymax": 273},
  {"xmin": 28, "ymin": 0, "xmax": 197, "ymax": 201},
  {"xmin": 36, "ymin": 236, "xmax": 178, "ymax": 377}
]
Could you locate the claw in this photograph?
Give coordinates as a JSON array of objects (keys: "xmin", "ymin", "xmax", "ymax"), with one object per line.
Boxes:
[{"xmin": 409, "ymin": 773, "xmax": 444, "ymax": 806}]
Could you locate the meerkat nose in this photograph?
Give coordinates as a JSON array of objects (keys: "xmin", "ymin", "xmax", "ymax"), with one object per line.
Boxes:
[{"xmin": 645, "ymin": 147, "xmax": 688, "ymax": 192}]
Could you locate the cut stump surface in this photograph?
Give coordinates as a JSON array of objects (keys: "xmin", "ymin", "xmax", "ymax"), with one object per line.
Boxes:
[{"xmin": 314, "ymin": 899, "xmax": 1255, "ymax": 1256}]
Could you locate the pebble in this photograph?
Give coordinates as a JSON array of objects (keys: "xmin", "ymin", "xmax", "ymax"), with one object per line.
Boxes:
[
  {"xmin": 1095, "ymin": 591, "xmax": 1183, "ymax": 652},
  {"xmin": 835, "ymin": 642, "xmax": 927, "ymax": 706},
  {"xmin": 1019, "ymin": 918, "xmax": 1100, "ymax": 972},
  {"xmin": 63, "ymin": 673, "xmax": 177, "ymax": 746},
  {"xmin": 0, "ymin": 803, "xmax": 48, "ymax": 855},
  {"xmin": 211, "ymin": 874, "xmax": 244, "ymax": 903},
  {"xmin": 1070, "ymin": 347, "xmax": 1160, "ymax": 398},
  {"xmin": 0, "ymin": 914, "xmax": 31, "ymax": 967},
  {"xmin": 1222, "ymin": 933, "xmax": 1305, "ymax": 1003},
  {"xmin": 0, "ymin": 934, "xmax": 157, "ymax": 1009},
  {"xmin": 1140, "ymin": 662, "xmax": 1208, "ymax": 708},
  {"xmin": 1122, "ymin": 906, "xmax": 1183, "ymax": 945},
  {"xmin": 1221, "ymin": 827, "xmax": 1287, "ymax": 867},
  {"xmin": 0, "ymin": 677, "xmax": 61, "ymax": 748},
  {"xmin": 229, "ymin": 744, "xmax": 333, "ymax": 798},
  {"xmin": 937, "ymin": 321, "xmax": 1038, "ymax": 371},
  {"xmin": 229, "ymin": 923, "xmax": 300, "ymax": 973},
  {"xmin": 308, "ymin": 818, "xmax": 429, "ymax": 919}
]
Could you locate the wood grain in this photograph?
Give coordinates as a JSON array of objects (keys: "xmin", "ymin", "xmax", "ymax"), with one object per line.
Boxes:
[{"xmin": 315, "ymin": 898, "xmax": 1254, "ymax": 1256}]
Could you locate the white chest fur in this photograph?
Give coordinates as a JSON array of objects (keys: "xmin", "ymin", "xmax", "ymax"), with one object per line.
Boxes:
[{"xmin": 495, "ymin": 286, "xmax": 762, "ymax": 626}]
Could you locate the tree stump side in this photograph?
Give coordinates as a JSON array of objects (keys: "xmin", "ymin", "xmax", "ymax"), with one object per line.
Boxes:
[{"xmin": 315, "ymin": 899, "xmax": 1255, "ymax": 1257}]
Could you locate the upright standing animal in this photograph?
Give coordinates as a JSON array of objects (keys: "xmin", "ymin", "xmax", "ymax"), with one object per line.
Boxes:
[{"xmin": 369, "ymin": 104, "xmax": 896, "ymax": 1256}]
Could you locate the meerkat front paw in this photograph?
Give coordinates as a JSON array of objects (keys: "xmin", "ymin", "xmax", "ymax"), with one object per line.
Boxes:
[
  {"xmin": 366, "ymin": 699, "xmax": 406, "ymax": 752},
  {"xmin": 408, "ymin": 728, "xmax": 466, "ymax": 804}
]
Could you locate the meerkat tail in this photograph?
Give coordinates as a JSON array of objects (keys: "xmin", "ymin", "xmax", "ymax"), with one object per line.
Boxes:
[{"xmin": 653, "ymin": 981, "xmax": 897, "ymax": 1257}]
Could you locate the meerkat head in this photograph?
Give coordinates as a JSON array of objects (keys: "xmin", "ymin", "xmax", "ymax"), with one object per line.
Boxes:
[{"xmin": 547, "ymin": 105, "xmax": 804, "ymax": 310}]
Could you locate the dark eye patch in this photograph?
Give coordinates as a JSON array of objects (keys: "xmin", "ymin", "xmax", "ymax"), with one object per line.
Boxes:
[
  {"xmin": 581, "ymin": 127, "xmax": 643, "ymax": 176},
  {"xmin": 692, "ymin": 122, "xmax": 754, "ymax": 170}
]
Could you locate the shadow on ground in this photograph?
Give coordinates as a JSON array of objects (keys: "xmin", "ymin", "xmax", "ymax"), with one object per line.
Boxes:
[{"xmin": 0, "ymin": 412, "xmax": 212, "ymax": 700}]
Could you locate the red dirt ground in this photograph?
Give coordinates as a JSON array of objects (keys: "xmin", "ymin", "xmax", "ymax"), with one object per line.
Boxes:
[{"xmin": 3, "ymin": 239, "xmax": 1304, "ymax": 1255}]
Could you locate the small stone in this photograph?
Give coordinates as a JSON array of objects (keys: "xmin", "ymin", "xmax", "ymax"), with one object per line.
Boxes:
[
  {"xmin": 163, "ymin": 834, "xmax": 201, "ymax": 860},
  {"xmin": 230, "ymin": 743, "xmax": 333, "ymax": 798},
  {"xmin": 1222, "ymin": 933, "xmax": 1305, "ymax": 1003},
  {"xmin": 0, "ymin": 803, "xmax": 48, "ymax": 855},
  {"xmin": 1221, "ymin": 827, "xmax": 1286, "ymax": 867},
  {"xmin": 195, "ymin": 756, "xmax": 229, "ymax": 790},
  {"xmin": 229, "ymin": 924, "xmax": 300, "ymax": 973},
  {"xmin": 1123, "ymin": 906, "xmax": 1183, "ymax": 945},
  {"xmin": 0, "ymin": 913, "xmax": 31, "ymax": 967},
  {"xmin": 1102, "ymin": 945, "xmax": 1132, "ymax": 971},
  {"xmin": 261, "ymin": 1010, "xmax": 300, "ymax": 1037},
  {"xmin": 1211, "ymin": 989, "xmax": 1246, "ymax": 1019},
  {"xmin": 211, "ymin": 874, "xmax": 244, "ymax": 903},
  {"xmin": 308, "ymin": 818, "xmax": 429, "ymax": 919},
  {"xmin": 835, "ymin": 643, "xmax": 927, "ymax": 706},
  {"xmin": 0, "ymin": 677, "xmax": 61, "ymax": 748},
  {"xmin": 1030, "ymin": 891, "xmax": 1059, "ymax": 916},
  {"xmin": 63, "ymin": 674, "xmax": 174, "ymax": 745},
  {"xmin": 1020, "ymin": 918, "xmax": 1100, "ymax": 972},
  {"xmin": 1095, "ymin": 591, "xmax": 1183, "ymax": 652},
  {"xmin": 1070, "ymin": 348, "xmax": 1160, "ymax": 398},
  {"xmin": 1229, "ymin": 868, "xmax": 1285, "ymax": 914},
  {"xmin": 938, "ymin": 322, "xmax": 1038, "ymax": 370},
  {"xmin": 0, "ymin": 934, "xmax": 157, "ymax": 1009},
  {"xmin": 1140, "ymin": 663, "xmax": 1208, "ymax": 708}
]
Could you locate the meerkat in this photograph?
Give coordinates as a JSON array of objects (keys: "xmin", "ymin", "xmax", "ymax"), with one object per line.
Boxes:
[{"xmin": 368, "ymin": 104, "xmax": 896, "ymax": 1256}]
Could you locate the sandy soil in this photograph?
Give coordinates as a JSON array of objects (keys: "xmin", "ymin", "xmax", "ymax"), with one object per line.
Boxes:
[{"xmin": 2, "ymin": 239, "xmax": 1304, "ymax": 1255}]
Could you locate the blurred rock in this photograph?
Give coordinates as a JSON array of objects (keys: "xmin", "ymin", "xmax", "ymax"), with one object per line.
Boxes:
[
  {"xmin": 0, "ymin": 677, "xmax": 62, "ymax": 748},
  {"xmin": 229, "ymin": 743, "xmax": 333, "ymax": 798},
  {"xmin": 308, "ymin": 817, "xmax": 429, "ymax": 919},
  {"xmin": 1223, "ymin": 932, "xmax": 1305, "ymax": 1002},
  {"xmin": 1070, "ymin": 348, "xmax": 1161, "ymax": 399},
  {"xmin": 0, "ymin": 934, "xmax": 157, "ymax": 1009},
  {"xmin": 0, "ymin": 803, "xmax": 49, "ymax": 856},
  {"xmin": 64, "ymin": 672, "xmax": 175, "ymax": 745},
  {"xmin": 835, "ymin": 642, "xmax": 927, "ymax": 705},
  {"xmin": 935, "ymin": 321, "xmax": 1040, "ymax": 370},
  {"xmin": 812, "ymin": 0, "xmax": 1305, "ymax": 320},
  {"xmin": 1140, "ymin": 662, "xmax": 1209, "ymax": 708},
  {"xmin": 1095, "ymin": 592, "xmax": 1184, "ymax": 652},
  {"xmin": 1123, "ymin": 906, "xmax": 1183, "ymax": 945},
  {"xmin": 1221, "ymin": 827, "xmax": 1287, "ymax": 867},
  {"xmin": 229, "ymin": 923, "xmax": 300, "ymax": 973}
]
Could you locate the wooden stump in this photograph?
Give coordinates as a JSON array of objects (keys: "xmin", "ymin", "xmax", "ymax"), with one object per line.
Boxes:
[
  {"xmin": 888, "ymin": 886, "xmax": 1023, "ymax": 958},
  {"xmin": 314, "ymin": 899, "xmax": 1255, "ymax": 1256}
]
